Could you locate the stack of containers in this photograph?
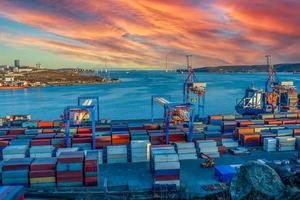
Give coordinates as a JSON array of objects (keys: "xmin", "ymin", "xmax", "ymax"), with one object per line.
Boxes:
[
  {"xmin": 77, "ymin": 127, "xmax": 92, "ymax": 138},
  {"xmin": 196, "ymin": 140, "xmax": 220, "ymax": 158},
  {"xmin": 221, "ymin": 121, "xmax": 238, "ymax": 133},
  {"xmin": 51, "ymin": 137, "xmax": 65, "ymax": 148},
  {"xmin": 263, "ymin": 138, "xmax": 277, "ymax": 152},
  {"xmin": 7, "ymin": 128, "xmax": 25, "ymax": 136},
  {"xmin": 148, "ymin": 130, "xmax": 165, "ymax": 145},
  {"xmin": 208, "ymin": 115, "xmax": 223, "ymax": 125},
  {"xmin": 111, "ymin": 122, "xmax": 130, "ymax": 145},
  {"xmin": 111, "ymin": 131, "xmax": 130, "ymax": 145},
  {"xmin": 274, "ymin": 129, "xmax": 293, "ymax": 137},
  {"xmin": 240, "ymin": 133, "xmax": 260, "ymax": 147},
  {"xmin": 106, "ymin": 145, "xmax": 128, "ymax": 164},
  {"xmin": 151, "ymin": 145, "xmax": 180, "ymax": 187},
  {"xmin": 95, "ymin": 131, "xmax": 111, "ymax": 149},
  {"xmin": 183, "ymin": 128, "xmax": 205, "ymax": 141},
  {"xmin": 168, "ymin": 130, "xmax": 186, "ymax": 143},
  {"xmin": 175, "ymin": 142, "xmax": 197, "ymax": 160},
  {"xmin": 55, "ymin": 147, "xmax": 79, "ymax": 157},
  {"xmin": 295, "ymin": 136, "xmax": 300, "ymax": 150},
  {"xmin": 10, "ymin": 139, "xmax": 31, "ymax": 146},
  {"xmin": 29, "ymin": 145, "xmax": 54, "ymax": 158},
  {"xmin": 128, "ymin": 122, "xmax": 144, "ymax": 131},
  {"xmin": 130, "ymin": 130, "xmax": 149, "ymax": 141},
  {"xmin": 234, "ymin": 127, "xmax": 255, "ymax": 140},
  {"xmin": 2, "ymin": 158, "xmax": 33, "ymax": 186},
  {"xmin": 293, "ymin": 127, "xmax": 300, "ymax": 137},
  {"xmin": 144, "ymin": 123, "xmax": 161, "ymax": 131},
  {"xmin": 56, "ymin": 151, "xmax": 84, "ymax": 186},
  {"xmin": 31, "ymin": 134, "xmax": 53, "ymax": 146},
  {"xmin": 72, "ymin": 138, "xmax": 92, "ymax": 150},
  {"xmin": 130, "ymin": 140, "xmax": 150, "ymax": 162},
  {"xmin": 30, "ymin": 158, "xmax": 57, "ymax": 187},
  {"xmin": 276, "ymin": 137, "xmax": 296, "ymax": 151},
  {"xmin": 204, "ymin": 125, "xmax": 222, "ymax": 144},
  {"xmin": 84, "ymin": 150, "xmax": 98, "ymax": 186},
  {"xmin": 98, "ymin": 149, "xmax": 103, "ymax": 164},
  {"xmin": 2, "ymin": 145, "xmax": 28, "ymax": 160},
  {"xmin": 259, "ymin": 131, "xmax": 276, "ymax": 145},
  {"xmin": 22, "ymin": 121, "xmax": 39, "ymax": 129},
  {"xmin": 221, "ymin": 139, "xmax": 238, "ymax": 149}
]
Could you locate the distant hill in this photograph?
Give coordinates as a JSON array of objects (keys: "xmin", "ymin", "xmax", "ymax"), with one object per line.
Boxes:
[{"xmin": 189, "ymin": 63, "xmax": 300, "ymax": 73}]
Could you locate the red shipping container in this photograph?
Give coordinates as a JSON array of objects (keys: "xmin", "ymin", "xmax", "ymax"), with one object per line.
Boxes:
[
  {"xmin": 72, "ymin": 137, "xmax": 92, "ymax": 144},
  {"xmin": 154, "ymin": 175, "xmax": 180, "ymax": 181},
  {"xmin": 8, "ymin": 129, "xmax": 25, "ymax": 135},
  {"xmin": 31, "ymin": 139, "xmax": 51, "ymax": 146},
  {"xmin": 84, "ymin": 165, "xmax": 97, "ymax": 172},
  {"xmin": 57, "ymin": 152, "xmax": 84, "ymax": 163},
  {"xmin": 144, "ymin": 124, "xmax": 160, "ymax": 130},
  {"xmin": 78, "ymin": 127, "xmax": 92, "ymax": 134},
  {"xmin": 56, "ymin": 177, "xmax": 83, "ymax": 182},
  {"xmin": 30, "ymin": 163, "xmax": 56, "ymax": 171},
  {"xmin": 30, "ymin": 170, "xmax": 55, "ymax": 178},
  {"xmin": 57, "ymin": 171, "xmax": 83, "ymax": 178},
  {"xmin": 96, "ymin": 125, "xmax": 111, "ymax": 131}
]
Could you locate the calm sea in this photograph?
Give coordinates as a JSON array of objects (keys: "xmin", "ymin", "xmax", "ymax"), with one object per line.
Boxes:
[{"xmin": 0, "ymin": 71, "xmax": 299, "ymax": 120}]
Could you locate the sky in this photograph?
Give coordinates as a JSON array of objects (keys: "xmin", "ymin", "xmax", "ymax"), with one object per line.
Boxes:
[{"xmin": 0, "ymin": 0, "xmax": 300, "ymax": 69}]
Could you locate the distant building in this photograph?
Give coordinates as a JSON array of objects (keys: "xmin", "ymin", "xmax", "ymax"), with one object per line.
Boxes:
[
  {"xmin": 12, "ymin": 67, "xmax": 19, "ymax": 72},
  {"xmin": 0, "ymin": 65, "xmax": 9, "ymax": 71},
  {"xmin": 14, "ymin": 59, "xmax": 20, "ymax": 68},
  {"xmin": 18, "ymin": 66, "xmax": 32, "ymax": 73},
  {"xmin": 4, "ymin": 76, "xmax": 14, "ymax": 82}
]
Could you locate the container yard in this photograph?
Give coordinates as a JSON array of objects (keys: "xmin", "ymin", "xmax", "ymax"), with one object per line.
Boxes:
[{"xmin": 0, "ymin": 57, "xmax": 299, "ymax": 199}]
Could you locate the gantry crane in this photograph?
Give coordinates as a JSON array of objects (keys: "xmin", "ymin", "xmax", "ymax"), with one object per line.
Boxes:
[
  {"xmin": 151, "ymin": 96, "xmax": 194, "ymax": 143},
  {"xmin": 182, "ymin": 55, "xmax": 206, "ymax": 118}
]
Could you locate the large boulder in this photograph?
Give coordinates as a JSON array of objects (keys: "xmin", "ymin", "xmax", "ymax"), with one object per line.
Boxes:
[{"xmin": 230, "ymin": 161, "xmax": 285, "ymax": 200}]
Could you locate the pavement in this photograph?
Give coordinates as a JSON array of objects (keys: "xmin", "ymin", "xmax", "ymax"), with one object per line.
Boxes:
[{"xmin": 98, "ymin": 149, "xmax": 298, "ymax": 197}]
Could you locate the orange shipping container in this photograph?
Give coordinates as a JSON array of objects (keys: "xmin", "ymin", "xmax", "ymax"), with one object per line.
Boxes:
[
  {"xmin": 236, "ymin": 127, "xmax": 255, "ymax": 134},
  {"xmin": 266, "ymin": 120, "xmax": 282, "ymax": 125},
  {"xmin": 38, "ymin": 121, "xmax": 54, "ymax": 128},
  {"xmin": 209, "ymin": 115, "xmax": 223, "ymax": 120},
  {"xmin": 282, "ymin": 120, "xmax": 297, "ymax": 125}
]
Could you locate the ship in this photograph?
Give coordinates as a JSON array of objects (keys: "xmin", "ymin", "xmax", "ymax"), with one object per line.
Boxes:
[
  {"xmin": 0, "ymin": 81, "xmax": 30, "ymax": 90},
  {"xmin": 0, "ymin": 85, "xmax": 30, "ymax": 90},
  {"xmin": 236, "ymin": 55, "xmax": 300, "ymax": 115}
]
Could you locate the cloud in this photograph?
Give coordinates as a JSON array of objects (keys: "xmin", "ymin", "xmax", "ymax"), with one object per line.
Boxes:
[{"xmin": 0, "ymin": 0, "xmax": 299, "ymax": 68}]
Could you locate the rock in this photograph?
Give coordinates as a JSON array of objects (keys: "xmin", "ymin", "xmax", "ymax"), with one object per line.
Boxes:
[
  {"xmin": 277, "ymin": 187, "xmax": 300, "ymax": 200},
  {"xmin": 267, "ymin": 163, "xmax": 297, "ymax": 186},
  {"xmin": 230, "ymin": 161, "xmax": 285, "ymax": 200}
]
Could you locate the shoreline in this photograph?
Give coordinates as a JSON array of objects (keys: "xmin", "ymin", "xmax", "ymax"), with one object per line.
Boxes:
[{"xmin": 0, "ymin": 79, "xmax": 121, "ymax": 90}]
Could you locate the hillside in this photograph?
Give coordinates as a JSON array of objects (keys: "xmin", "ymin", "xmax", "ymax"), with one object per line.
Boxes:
[{"xmin": 191, "ymin": 63, "xmax": 300, "ymax": 73}]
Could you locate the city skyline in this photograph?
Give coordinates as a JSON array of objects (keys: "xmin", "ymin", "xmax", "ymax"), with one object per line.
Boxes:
[{"xmin": 0, "ymin": 0, "xmax": 300, "ymax": 69}]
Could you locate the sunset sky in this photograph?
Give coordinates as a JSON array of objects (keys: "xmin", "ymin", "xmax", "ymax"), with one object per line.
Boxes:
[{"xmin": 0, "ymin": 0, "xmax": 299, "ymax": 69}]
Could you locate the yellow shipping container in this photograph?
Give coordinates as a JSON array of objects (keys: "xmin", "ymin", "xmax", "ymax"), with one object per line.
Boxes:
[{"xmin": 30, "ymin": 177, "xmax": 56, "ymax": 184}]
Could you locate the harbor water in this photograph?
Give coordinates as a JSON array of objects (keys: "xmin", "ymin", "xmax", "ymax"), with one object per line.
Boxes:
[{"xmin": 0, "ymin": 71, "xmax": 299, "ymax": 120}]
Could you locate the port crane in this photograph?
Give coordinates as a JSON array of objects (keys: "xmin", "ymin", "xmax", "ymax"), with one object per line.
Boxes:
[
  {"xmin": 63, "ymin": 96, "xmax": 100, "ymax": 149},
  {"xmin": 235, "ymin": 55, "xmax": 299, "ymax": 115},
  {"xmin": 182, "ymin": 55, "xmax": 206, "ymax": 118},
  {"xmin": 151, "ymin": 96, "xmax": 194, "ymax": 144},
  {"xmin": 63, "ymin": 105, "xmax": 96, "ymax": 149}
]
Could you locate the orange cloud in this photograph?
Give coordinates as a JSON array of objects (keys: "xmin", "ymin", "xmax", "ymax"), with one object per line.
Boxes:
[{"xmin": 0, "ymin": 0, "xmax": 299, "ymax": 68}]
